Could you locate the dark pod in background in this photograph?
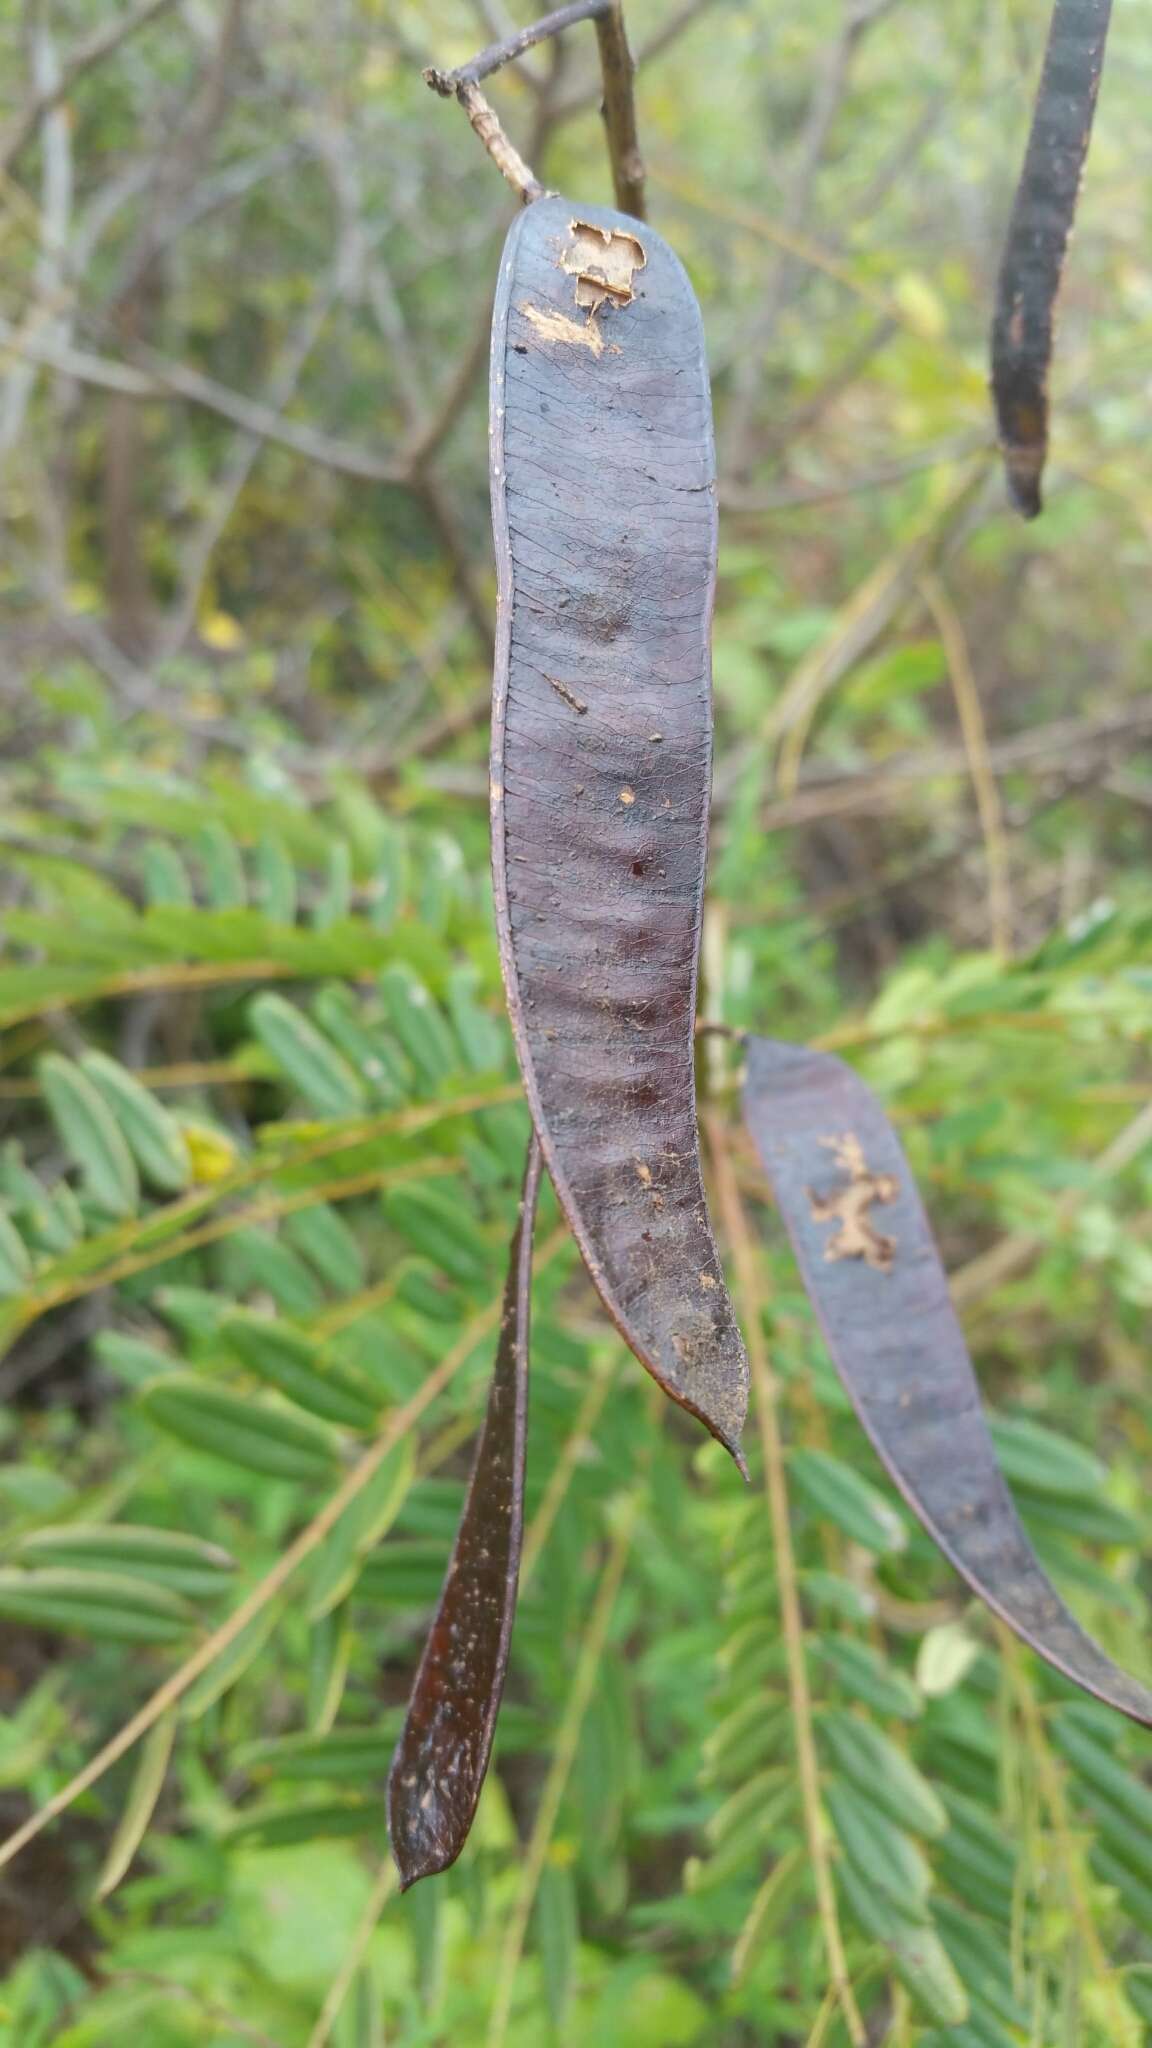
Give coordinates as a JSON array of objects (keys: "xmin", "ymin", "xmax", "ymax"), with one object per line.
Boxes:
[{"xmin": 991, "ymin": 0, "xmax": 1113, "ymax": 517}]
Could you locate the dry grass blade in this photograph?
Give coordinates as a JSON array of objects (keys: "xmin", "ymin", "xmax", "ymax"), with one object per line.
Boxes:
[
  {"xmin": 921, "ymin": 571, "xmax": 1013, "ymax": 955},
  {"xmin": 94, "ymin": 1707, "xmax": 177, "ymax": 1900},
  {"xmin": 306, "ymin": 1859, "xmax": 398, "ymax": 2048},
  {"xmin": 768, "ymin": 460, "xmax": 988, "ymax": 798},
  {"xmin": 952, "ymin": 1097, "xmax": 1152, "ymax": 1309},
  {"xmin": 706, "ymin": 1112, "xmax": 867, "ymax": 2048},
  {"xmin": 484, "ymin": 1488, "xmax": 641, "ymax": 2048}
]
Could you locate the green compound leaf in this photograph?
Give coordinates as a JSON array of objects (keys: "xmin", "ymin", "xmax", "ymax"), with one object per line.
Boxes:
[
  {"xmin": 0, "ymin": 1568, "xmax": 195, "ymax": 1644},
  {"xmin": 14, "ymin": 1524, "xmax": 235, "ymax": 1598},
  {"xmin": 140, "ymin": 1373, "xmax": 340, "ymax": 1482},
  {"xmin": 825, "ymin": 1775, "xmax": 932, "ymax": 1923},
  {"xmin": 79, "ymin": 1051, "xmax": 191, "ymax": 1194},
  {"xmin": 222, "ymin": 1310, "xmax": 380, "ymax": 1431},
  {"xmin": 837, "ymin": 1856, "xmax": 969, "ymax": 2027},
  {"xmin": 248, "ymin": 991, "xmax": 367, "ymax": 1117},
  {"xmin": 818, "ymin": 1712, "xmax": 948, "ymax": 1840},
  {"xmin": 38, "ymin": 1054, "xmax": 139, "ymax": 1218},
  {"xmin": 789, "ymin": 1447, "xmax": 907, "ymax": 1556}
]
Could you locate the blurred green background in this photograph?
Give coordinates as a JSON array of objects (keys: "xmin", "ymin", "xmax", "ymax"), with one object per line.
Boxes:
[{"xmin": 1, "ymin": 0, "xmax": 1151, "ymax": 2041}]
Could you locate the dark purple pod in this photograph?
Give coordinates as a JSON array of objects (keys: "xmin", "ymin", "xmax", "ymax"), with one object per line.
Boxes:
[
  {"xmin": 991, "ymin": 0, "xmax": 1112, "ymax": 518},
  {"xmin": 743, "ymin": 1036, "xmax": 1152, "ymax": 1727},
  {"xmin": 489, "ymin": 196, "xmax": 748, "ymax": 1464},
  {"xmin": 388, "ymin": 1137, "xmax": 542, "ymax": 1889}
]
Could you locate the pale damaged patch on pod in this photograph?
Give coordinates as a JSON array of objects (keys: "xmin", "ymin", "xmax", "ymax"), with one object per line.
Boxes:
[
  {"xmin": 490, "ymin": 195, "xmax": 748, "ymax": 1465},
  {"xmin": 990, "ymin": 0, "xmax": 1113, "ymax": 518},
  {"xmin": 388, "ymin": 1139, "xmax": 542, "ymax": 1889},
  {"xmin": 561, "ymin": 217, "xmax": 646, "ymax": 313},
  {"xmin": 743, "ymin": 1035, "xmax": 1152, "ymax": 1727}
]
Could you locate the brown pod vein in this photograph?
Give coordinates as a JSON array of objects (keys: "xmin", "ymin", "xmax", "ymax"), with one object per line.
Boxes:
[
  {"xmin": 490, "ymin": 195, "xmax": 748, "ymax": 1465},
  {"xmin": 388, "ymin": 1136, "xmax": 542, "ymax": 1889},
  {"xmin": 990, "ymin": 0, "xmax": 1113, "ymax": 518},
  {"xmin": 743, "ymin": 1036, "xmax": 1152, "ymax": 1726}
]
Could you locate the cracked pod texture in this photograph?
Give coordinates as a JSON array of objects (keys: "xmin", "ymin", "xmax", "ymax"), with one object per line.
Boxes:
[
  {"xmin": 991, "ymin": 0, "xmax": 1112, "ymax": 517},
  {"xmin": 743, "ymin": 1036, "xmax": 1152, "ymax": 1727},
  {"xmin": 389, "ymin": 1138, "xmax": 542, "ymax": 1889},
  {"xmin": 489, "ymin": 196, "xmax": 747, "ymax": 1462}
]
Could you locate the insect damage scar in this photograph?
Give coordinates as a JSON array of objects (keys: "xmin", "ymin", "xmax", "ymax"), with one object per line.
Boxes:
[
  {"xmin": 560, "ymin": 221, "xmax": 646, "ymax": 314},
  {"xmin": 546, "ymin": 676, "xmax": 588, "ymax": 714},
  {"xmin": 519, "ymin": 302, "xmax": 607, "ymax": 356},
  {"xmin": 808, "ymin": 1133, "xmax": 899, "ymax": 1273},
  {"xmin": 519, "ymin": 221, "xmax": 648, "ymax": 357}
]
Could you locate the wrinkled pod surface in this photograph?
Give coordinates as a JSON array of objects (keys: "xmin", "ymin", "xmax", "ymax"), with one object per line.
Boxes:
[
  {"xmin": 389, "ymin": 1138, "xmax": 542, "ymax": 1888},
  {"xmin": 489, "ymin": 196, "xmax": 748, "ymax": 1463},
  {"xmin": 744, "ymin": 1036, "xmax": 1152, "ymax": 1727}
]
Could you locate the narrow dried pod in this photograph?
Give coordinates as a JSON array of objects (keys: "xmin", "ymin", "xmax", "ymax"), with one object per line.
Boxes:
[
  {"xmin": 990, "ymin": 0, "xmax": 1113, "ymax": 518},
  {"xmin": 489, "ymin": 196, "xmax": 748, "ymax": 1464},
  {"xmin": 743, "ymin": 1037, "xmax": 1152, "ymax": 1726},
  {"xmin": 388, "ymin": 1137, "xmax": 542, "ymax": 1888}
]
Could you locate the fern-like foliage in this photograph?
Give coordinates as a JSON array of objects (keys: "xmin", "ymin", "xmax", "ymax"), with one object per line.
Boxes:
[{"xmin": 0, "ymin": 769, "xmax": 1151, "ymax": 2046}]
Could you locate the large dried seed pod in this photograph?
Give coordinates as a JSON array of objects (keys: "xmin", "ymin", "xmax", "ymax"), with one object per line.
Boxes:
[
  {"xmin": 744, "ymin": 1036, "xmax": 1152, "ymax": 1727},
  {"xmin": 489, "ymin": 196, "xmax": 747, "ymax": 1464}
]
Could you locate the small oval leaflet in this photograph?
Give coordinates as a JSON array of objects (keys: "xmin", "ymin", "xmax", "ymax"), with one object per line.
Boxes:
[
  {"xmin": 990, "ymin": 0, "xmax": 1113, "ymax": 517},
  {"xmin": 388, "ymin": 1137, "xmax": 542, "ymax": 1888},
  {"xmin": 489, "ymin": 195, "xmax": 748, "ymax": 1463},
  {"xmin": 743, "ymin": 1034, "xmax": 1152, "ymax": 1728}
]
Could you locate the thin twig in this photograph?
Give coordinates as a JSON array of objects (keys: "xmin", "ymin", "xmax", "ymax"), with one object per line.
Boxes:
[
  {"xmin": 0, "ymin": 316, "xmax": 405, "ymax": 482},
  {"xmin": 593, "ymin": 4, "xmax": 645, "ymax": 216},
  {"xmin": 0, "ymin": 1057, "xmax": 250, "ymax": 1101},
  {"xmin": 519, "ymin": 1355, "xmax": 617, "ymax": 1583},
  {"xmin": 397, "ymin": 291, "xmax": 494, "ymax": 475},
  {"xmin": 706, "ymin": 1116, "xmax": 867, "ymax": 2048},
  {"xmin": 765, "ymin": 458, "xmax": 989, "ymax": 800},
  {"xmin": 0, "ymin": 17, "xmax": 72, "ymax": 460},
  {"xmin": 0, "ymin": 0, "xmax": 181, "ymax": 176},
  {"xmin": 724, "ymin": 438, "xmax": 986, "ymax": 513},
  {"xmin": 160, "ymin": 259, "xmax": 352, "ymax": 659},
  {"xmin": 721, "ymin": 0, "xmax": 903, "ymax": 473},
  {"xmin": 13, "ymin": 1157, "xmax": 457, "ymax": 1332},
  {"xmin": 456, "ymin": 80, "xmax": 545, "ymax": 202},
  {"xmin": 1000, "ymin": 1629, "xmax": 1139, "ymax": 2048},
  {"xmin": 749, "ymin": 696, "xmax": 1152, "ymax": 831},
  {"xmin": 950, "ymin": 1098, "xmax": 1152, "ymax": 1311},
  {"xmin": 550, "ymin": 0, "xmax": 724, "ymax": 122},
  {"xmin": 424, "ymin": 0, "xmax": 646, "ymax": 216},
  {"xmin": 0, "ymin": 1086, "xmax": 520, "ymax": 1353},
  {"xmin": 425, "ymin": 0, "xmax": 609, "ymax": 92},
  {"xmin": 467, "ymin": 0, "xmax": 551, "ymax": 91},
  {"xmin": 921, "ymin": 573, "xmax": 1013, "ymax": 956}
]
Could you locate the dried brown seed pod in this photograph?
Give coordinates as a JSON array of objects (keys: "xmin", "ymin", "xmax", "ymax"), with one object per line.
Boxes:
[
  {"xmin": 389, "ymin": 1139, "xmax": 542, "ymax": 1888},
  {"xmin": 489, "ymin": 196, "xmax": 748, "ymax": 1464},
  {"xmin": 744, "ymin": 1035, "xmax": 1152, "ymax": 1727},
  {"xmin": 991, "ymin": 0, "xmax": 1113, "ymax": 518}
]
